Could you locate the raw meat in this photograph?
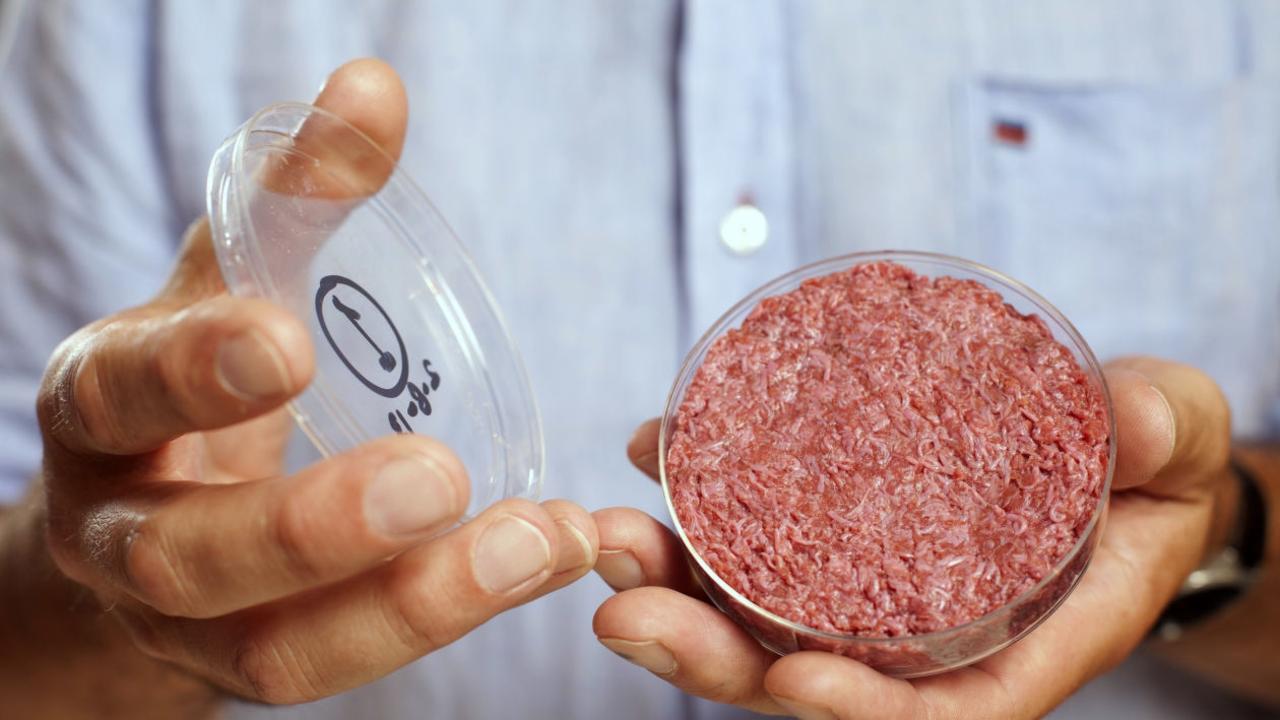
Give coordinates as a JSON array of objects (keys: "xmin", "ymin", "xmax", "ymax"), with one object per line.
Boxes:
[{"xmin": 667, "ymin": 261, "xmax": 1109, "ymax": 637}]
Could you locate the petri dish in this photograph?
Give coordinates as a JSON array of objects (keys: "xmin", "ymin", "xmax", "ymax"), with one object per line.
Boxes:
[
  {"xmin": 207, "ymin": 102, "xmax": 543, "ymax": 518},
  {"xmin": 659, "ymin": 251, "xmax": 1115, "ymax": 677}
]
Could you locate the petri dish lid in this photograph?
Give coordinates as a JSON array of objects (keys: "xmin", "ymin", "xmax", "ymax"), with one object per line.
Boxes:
[{"xmin": 206, "ymin": 102, "xmax": 543, "ymax": 517}]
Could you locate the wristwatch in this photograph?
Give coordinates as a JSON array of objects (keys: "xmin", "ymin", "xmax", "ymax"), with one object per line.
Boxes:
[{"xmin": 1152, "ymin": 459, "xmax": 1268, "ymax": 641}]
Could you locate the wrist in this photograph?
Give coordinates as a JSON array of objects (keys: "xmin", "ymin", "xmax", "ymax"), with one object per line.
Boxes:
[{"xmin": 1154, "ymin": 454, "xmax": 1268, "ymax": 641}]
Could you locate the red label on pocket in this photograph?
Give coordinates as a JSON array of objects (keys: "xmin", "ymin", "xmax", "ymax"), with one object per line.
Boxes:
[{"xmin": 993, "ymin": 119, "xmax": 1029, "ymax": 147}]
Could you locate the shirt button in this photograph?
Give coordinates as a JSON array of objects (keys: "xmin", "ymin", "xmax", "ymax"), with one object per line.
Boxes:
[{"xmin": 719, "ymin": 203, "xmax": 768, "ymax": 256}]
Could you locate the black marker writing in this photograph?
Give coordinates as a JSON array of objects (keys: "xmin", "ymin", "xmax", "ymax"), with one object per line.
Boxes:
[
  {"xmin": 313, "ymin": 274, "xmax": 444, "ymax": 436},
  {"xmin": 388, "ymin": 409, "xmax": 414, "ymax": 433},
  {"xmin": 391, "ymin": 360, "xmax": 443, "ymax": 428},
  {"xmin": 332, "ymin": 295, "xmax": 396, "ymax": 371},
  {"xmin": 423, "ymin": 360, "xmax": 441, "ymax": 390}
]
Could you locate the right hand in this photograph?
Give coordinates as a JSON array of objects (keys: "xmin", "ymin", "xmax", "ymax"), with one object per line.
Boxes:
[
  {"xmin": 592, "ymin": 361, "xmax": 1234, "ymax": 719},
  {"xmin": 33, "ymin": 58, "xmax": 598, "ymax": 704}
]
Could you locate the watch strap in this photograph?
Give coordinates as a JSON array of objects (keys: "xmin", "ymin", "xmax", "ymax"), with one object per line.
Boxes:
[{"xmin": 1151, "ymin": 458, "xmax": 1268, "ymax": 640}]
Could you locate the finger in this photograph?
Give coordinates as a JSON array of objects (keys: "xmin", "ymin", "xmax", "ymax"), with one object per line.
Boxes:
[
  {"xmin": 757, "ymin": 627, "xmax": 1029, "ymax": 717},
  {"xmin": 765, "ymin": 652, "xmax": 931, "ymax": 720},
  {"xmin": 121, "ymin": 498, "xmax": 581, "ymax": 703},
  {"xmin": 1105, "ymin": 358, "xmax": 1231, "ymax": 497},
  {"xmin": 627, "ymin": 418, "xmax": 661, "ymax": 481},
  {"xmin": 541, "ymin": 499, "xmax": 600, "ymax": 588},
  {"xmin": 593, "ymin": 587, "xmax": 785, "ymax": 714},
  {"xmin": 39, "ymin": 295, "xmax": 313, "ymax": 456},
  {"xmin": 59, "ymin": 435, "xmax": 467, "ymax": 618},
  {"xmin": 311, "ymin": 58, "xmax": 408, "ymax": 161},
  {"xmin": 161, "ymin": 218, "xmax": 230, "ymax": 302},
  {"xmin": 162, "ymin": 58, "xmax": 411, "ymax": 304},
  {"xmin": 592, "ymin": 507, "xmax": 699, "ymax": 595},
  {"xmin": 264, "ymin": 57, "xmax": 408, "ymax": 198}
]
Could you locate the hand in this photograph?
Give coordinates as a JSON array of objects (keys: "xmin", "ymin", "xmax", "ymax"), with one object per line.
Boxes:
[
  {"xmin": 22, "ymin": 59, "xmax": 597, "ymax": 707},
  {"xmin": 593, "ymin": 358, "xmax": 1232, "ymax": 719}
]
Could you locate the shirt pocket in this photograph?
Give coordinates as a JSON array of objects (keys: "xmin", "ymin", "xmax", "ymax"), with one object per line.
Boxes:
[{"xmin": 955, "ymin": 77, "xmax": 1280, "ymax": 435}]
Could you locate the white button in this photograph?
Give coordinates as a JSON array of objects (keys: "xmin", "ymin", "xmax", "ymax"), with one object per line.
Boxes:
[{"xmin": 719, "ymin": 204, "xmax": 768, "ymax": 256}]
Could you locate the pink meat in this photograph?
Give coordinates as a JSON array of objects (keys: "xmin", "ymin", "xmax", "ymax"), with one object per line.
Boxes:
[{"xmin": 667, "ymin": 261, "xmax": 1109, "ymax": 637}]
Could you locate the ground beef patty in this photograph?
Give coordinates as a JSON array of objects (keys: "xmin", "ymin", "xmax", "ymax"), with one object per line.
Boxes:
[{"xmin": 667, "ymin": 261, "xmax": 1109, "ymax": 637}]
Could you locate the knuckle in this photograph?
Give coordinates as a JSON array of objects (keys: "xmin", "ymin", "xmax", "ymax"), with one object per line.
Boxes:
[
  {"xmin": 231, "ymin": 636, "xmax": 294, "ymax": 703},
  {"xmin": 35, "ymin": 374, "xmax": 70, "ymax": 446},
  {"xmin": 40, "ymin": 319, "xmax": 141, "ymax": 453},
  {"xmin": 36, "ymin": 331, "xmax": 91, "ymax": 441},
  {"xmin": 69, "ymin": 355, "xmax": 120, "ymax": 451},
  {"xmin": 230, "ymin": 633, "xmax": 320, "ymax": 704},
  {"xmin": 150, "ymin": 327, "xmax": 199, "ymax": 423},
  {"xmin": 272, "ymin": 496, "xmax": 328, "ymax": 584},
  {"xmin": 382, "ymin": 560, "xmax": 461, "ymax": 653},
  {"xmin": 124, "ymin": 522, "xmax": 200, "ymax": 616}
]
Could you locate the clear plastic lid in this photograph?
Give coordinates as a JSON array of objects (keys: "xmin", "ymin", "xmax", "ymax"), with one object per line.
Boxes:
[{"xmin": 207, "ymin": 102, "xmax": 543, "ymax": 517}]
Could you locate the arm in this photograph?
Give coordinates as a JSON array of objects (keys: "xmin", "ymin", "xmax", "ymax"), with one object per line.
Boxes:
[{"xmin": 1152, "ymin": 442, "xmax": 1280, "ymax": 705}]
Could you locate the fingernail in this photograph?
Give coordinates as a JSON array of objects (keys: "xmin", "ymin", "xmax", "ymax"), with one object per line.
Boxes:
[
  {"xmin": 365, "ymin": 456, "xmax": 457, "ymax": 536},
  {"xmin": 595, "ymin": 549, "xmax": 644, "ymax": 590},
  {"xmin": 598, "ymin": 638, "xmax": 677, "ymax": 676},
  {"xmin": 1147, "ymin": 382, "xmax": 1177, "ymax": 468},
  {"xmin": 553, "ymin": 520, "xmax": 594, "ymax": 574},
  {"xmin": 473, "ymin": 516, "xmax": 552, "ymax": 593},
  {"xmin": 216, "ymin": 330, "xmax": 289, "ymax": 400},
  {"xmin": 772, "ymin": 697, "xmax": 839, "ymax": 720}
]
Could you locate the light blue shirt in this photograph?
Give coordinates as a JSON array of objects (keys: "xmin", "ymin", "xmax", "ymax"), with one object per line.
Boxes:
[{"xmin": 1, "ymin": 1, "xmax": 1277, "ymax": 718}]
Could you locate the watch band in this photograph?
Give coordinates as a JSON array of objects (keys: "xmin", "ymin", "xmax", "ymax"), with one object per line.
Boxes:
[
  {"xmin": 1233, "ymin": 458, "xmax": 1268, "ymax": 569},
  {"xmin": 1151, "ymin": 458, "xmax": 1268, "ymax": 641}
]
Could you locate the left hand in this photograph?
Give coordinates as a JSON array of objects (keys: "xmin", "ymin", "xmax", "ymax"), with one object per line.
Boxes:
[{"xmin": 592, "ymin": 357, "xmax": 1234, "ymax": 719}]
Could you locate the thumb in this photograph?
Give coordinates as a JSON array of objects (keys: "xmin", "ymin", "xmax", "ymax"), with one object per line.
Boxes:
[{"xmin": 1106, "ymin": 357, "xmax": 1231, "ymax": 497}]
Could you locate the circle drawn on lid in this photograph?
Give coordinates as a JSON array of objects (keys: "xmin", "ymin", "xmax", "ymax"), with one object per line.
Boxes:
[
  {"xmin": 208, "ymin": 102, "xmax": 546, "ymax": 509},
  {"xmin": 315, "ymin": 274, "xmax": 410, "ymax": 399}
]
